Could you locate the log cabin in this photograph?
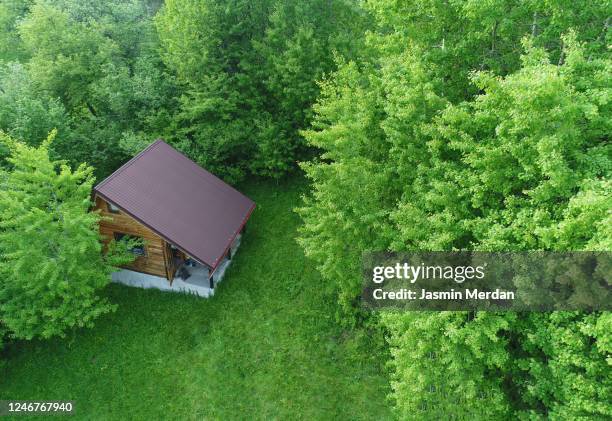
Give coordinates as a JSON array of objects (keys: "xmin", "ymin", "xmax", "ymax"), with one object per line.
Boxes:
[{"xmin": 92, "ymin": 139, "xmax": 255, "ymax": 296}]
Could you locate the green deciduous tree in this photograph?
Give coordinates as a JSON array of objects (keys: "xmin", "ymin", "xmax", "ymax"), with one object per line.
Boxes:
[
  {"xmin": 155, "ymin": 0, "xmax": 274, "ymax": 182},
  {"xmin": 0, "ymin": 131, "xmax": 134, "ymax": 340},
  {"xmin": 249, "ymin": 0, "xmax": 368, "ymax": 177},
  {"xmin": 6, "ymin": 0, "xmax": 178, "ymax": 178},
  {"xmin": 0, "ymin": 62, "xmax": 73, "ymax": 163},
  {"xmin": 366, "ymin": 0, "xmax": 610, "ymax": 101},
  {"xmin": 18, "ymin": 2, "xmax": 119, "ymax": 112},
  {"xmin": 391, "ymin": 35, "xmax": 610, "ymax": 253},
  {"xmin": 384, "ymin": 311, "xmax": 515, "ymax": 419},
  {"xmin": 0, "ymin": 0, "xmax": 31, "ymax": 63},
  {"xmin": 515, "ymin": 311, "xmax": 612, "ymax": 419},
  {"xmin": 156, "ymin": 0, "xmax": 365, "ymax": 182}
]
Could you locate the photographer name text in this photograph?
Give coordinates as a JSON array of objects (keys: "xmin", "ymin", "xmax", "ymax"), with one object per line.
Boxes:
[{"xmin": 372, "ymin": 288, "xmax": 514, "ymax": 301}]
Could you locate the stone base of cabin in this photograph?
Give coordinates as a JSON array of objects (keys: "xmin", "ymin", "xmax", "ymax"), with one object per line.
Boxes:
[{"xmin": 111, "ymin": 269, "xmax": 214, "ymax": 297}]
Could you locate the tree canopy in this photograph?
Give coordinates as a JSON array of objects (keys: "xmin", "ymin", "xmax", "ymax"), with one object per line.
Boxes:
[
  {"xmin": 156, "ymin": 0, "xmax": 366, "ymax": 181},
  {"xmin": 297, "ymin": 1, "xmax": 610, "ymax": 417},
  {"xmin": 0, "ymin": 131, "xmax": 135, "ymax": 340}
]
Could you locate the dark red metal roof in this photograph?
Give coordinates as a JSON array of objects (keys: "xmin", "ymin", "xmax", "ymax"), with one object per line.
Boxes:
[{"xmin": 94, "ymin": 139, "xmax": 255, "ymax": 269}]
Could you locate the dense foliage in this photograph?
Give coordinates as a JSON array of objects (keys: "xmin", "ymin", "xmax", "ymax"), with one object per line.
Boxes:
[
  {"xmin": 0, "ymin": 132, "xmax": 135, "ymax": 340},
  {"xmin": 0, "ymin": 0, "xmax": 175, "ymax": 178},
  {"xmin": 2, "ymin": 0, "xmax": 365, "ymax": 183},
  {"xmin": 297, "ymin": 1, "xmax": 611, "ymax": 418},
  {"xmin": 156, "ymin": 0, "xmax": 365, "ymax": 181}
]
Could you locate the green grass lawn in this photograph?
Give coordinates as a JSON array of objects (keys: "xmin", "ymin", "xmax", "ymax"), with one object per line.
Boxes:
[{"xmin": 0, "ymin": 177, "xmax": 392, "ymax": 420}]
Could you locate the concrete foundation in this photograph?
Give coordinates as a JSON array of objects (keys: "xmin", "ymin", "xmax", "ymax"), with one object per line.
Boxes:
[{"xmin": 111, "ymin": 269, "xmax": 214, "ymax": 297}]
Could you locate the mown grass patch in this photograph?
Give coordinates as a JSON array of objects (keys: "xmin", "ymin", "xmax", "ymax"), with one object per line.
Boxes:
[{"xmin": 0, "ymin": 177, "xmax": 391, "ymax": 420}]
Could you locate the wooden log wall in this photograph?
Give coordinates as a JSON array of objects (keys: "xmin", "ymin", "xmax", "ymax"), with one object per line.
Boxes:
[{"xmin": 94, "ymin": 195, "xmax": 170, "ymax": 279}]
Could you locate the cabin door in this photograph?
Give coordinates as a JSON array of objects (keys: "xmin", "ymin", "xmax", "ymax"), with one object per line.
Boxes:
[
  {"xmin": 165, "ymin": 242, "xmax": 186, "ymax": 282},
  {"xmin": 164, "ymin": 242, "xmax": 177, "ymax": 282}
]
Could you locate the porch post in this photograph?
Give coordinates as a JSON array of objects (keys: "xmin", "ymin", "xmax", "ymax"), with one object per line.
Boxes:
[{"xmin": 208, "ymin": 263, "xmax": 214, "ymax": 289}]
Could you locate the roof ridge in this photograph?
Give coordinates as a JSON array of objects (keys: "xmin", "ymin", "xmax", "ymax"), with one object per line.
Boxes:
[{"xmin": 94, "ymin": 139, "xmax": 164, "ymax": 191}]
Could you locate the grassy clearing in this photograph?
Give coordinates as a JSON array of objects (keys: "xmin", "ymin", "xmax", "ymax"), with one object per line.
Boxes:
[{"xmin": 0, "ymin": 177, "xmax": 391, "ymax": 420}]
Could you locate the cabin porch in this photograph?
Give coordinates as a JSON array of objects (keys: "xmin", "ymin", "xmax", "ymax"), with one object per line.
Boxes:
[{"xmin": 110, "ymin": 233, "xmax": 242, "ymax": 297}]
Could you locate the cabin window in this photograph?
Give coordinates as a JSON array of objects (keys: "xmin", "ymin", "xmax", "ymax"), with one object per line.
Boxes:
[
  {"xmin": 114, "ymin": 232, "xmax": 146, "ymax": 256},
  {"xmin": 107, "ymin": 202, "xmax": 121, "ymax": 213}
]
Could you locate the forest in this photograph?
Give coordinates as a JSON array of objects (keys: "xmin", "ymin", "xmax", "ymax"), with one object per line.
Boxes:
[{"xmin": 0, "ymin": 0, "xmax": 610, "ymax": 419}]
